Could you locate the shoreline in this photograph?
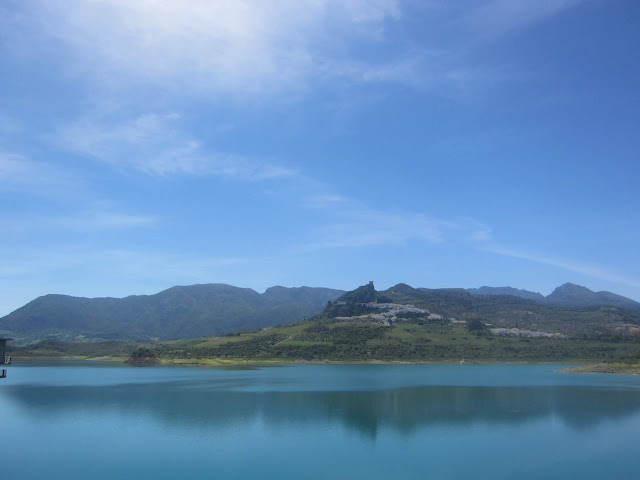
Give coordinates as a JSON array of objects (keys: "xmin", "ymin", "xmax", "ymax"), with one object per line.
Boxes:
[
  {"xmin": 10, "ymin": 355, "xmax": 640, "ymax": 374},
  {"xmin": 560, "ymin": 363, "xmax": 640, "ymax": 375},
  {"xmin": 11, "ymin": 355, "xmax": 571, "ymax": 365},
  {"xmin": 13, "ymin": 355, "xmax": 640, "ymax": 373}
]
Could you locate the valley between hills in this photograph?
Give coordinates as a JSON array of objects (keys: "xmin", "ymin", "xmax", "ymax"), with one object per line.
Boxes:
[{"xmin": 5, "ymin": 281, "xmax": 640, "ymax": 372}]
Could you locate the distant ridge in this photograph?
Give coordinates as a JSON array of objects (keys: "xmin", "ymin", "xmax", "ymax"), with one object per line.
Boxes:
[
  {"xmin": 0, "ymin": 284, "xmax": 344, "ymax": 343},
  {"xmin": 16, "ymin": 281, "xmax": 640, "ymax": 363},
  {"xmin": 468, "ymin": 283, "xmax": 640, "ymax": 311},
  {"xmin": 467, "ymin": 286, "xmax": 546, "ymax": 301},
  {"xmin": 545, "ymin": 283, "xmax": 640, "ymax": 310},
  {"xmin": 3, "ymin": 280, "xmax": 640, "ymax": 345}
]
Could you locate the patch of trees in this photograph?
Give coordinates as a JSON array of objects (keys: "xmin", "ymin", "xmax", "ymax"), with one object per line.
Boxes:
[
  {"xmin": 467, "ymin": 318, "xmax": 488, "ymax": 334},
  {"xmin": 324, "ymin": 303, "xmax": 379, "ymax": 318}
]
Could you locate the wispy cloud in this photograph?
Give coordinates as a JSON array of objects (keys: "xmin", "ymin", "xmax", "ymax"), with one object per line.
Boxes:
[
  {"xmin": 0, "ymin": 152, "xmax": 85, "ymax": 197},
  {"xmin": 461, "ymin": 0, "xmax": 589, "ymax": 39},
  {"xmin": 85, "ymin": 250, "xmax": 250, "ymax": 282},
  {"xmin": 307, "ymin": 212, "xmax": 446, "ymax": 249},
  {"xmin": 468, "ymin": 221, "xmax": 493, "ymax": 242},
  {"xmin": 1, "ymin": 0, "xmax": 589, "ymax": 106},
  {"xmin": 0, "ymin": 153, "xmax": 41, "ymax": 185},
  {"xmin": 304, "ymin": 194, "xmax": 352, "ymax": 209},
  {"xmin": 57, "ymin": 113, "xmax": 296, "ymax": 179},
  {"xmin": 7, "ymin": 0, "xmax": 401, "ymax": 99},
  {"xmin": 2, "ymin": 0, "xmax": 593, "ymax": 115},
  {"xmin": 2, "ymin": 211, "xmax": 157, "ymax": 234},
  {"xmin": 0, "ymin": 246, "xmax": 247, "ymax": 281},
  {"xmin": 60, "ymin": 212, "xmax": 157, "ymax": 229},
  {"xmin": 482, "ymin": 244, "xmax": 640, "ymax": 289},
  {"xmin": 300, "ymin": 191, "xmax": 487, "ymax": 250}
]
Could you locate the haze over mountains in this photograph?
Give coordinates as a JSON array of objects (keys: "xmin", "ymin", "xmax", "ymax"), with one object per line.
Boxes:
[{"xmin": 1, "ymin": 281, "xmax": 639, "ymax": 344}]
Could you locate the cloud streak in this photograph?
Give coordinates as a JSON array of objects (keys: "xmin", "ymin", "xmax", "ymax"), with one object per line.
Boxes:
[
  {"xmin": 0, "ymin": 245, "xmax": 247, "ymax": 278},
  {"xmin": 307, "ymin": 211, "xmax": 448, "ymax": 249},
  {"xmin": 482, "ymin": 244, "xmax": 640, "ymax": 289},
  {"xmin": 461, "ymin": 0, "xmax": 590, "ymax": 39},
  {"xmin": 299, "ymin": 190, "xmax": 489, "ymax": 250},
  {"xmin": 1, "ymin": 212, "xmax": 157, "ymax": 234},
  {"xmin": 57, "ymin": 113, "xmax": 296, "ymax": 180}
]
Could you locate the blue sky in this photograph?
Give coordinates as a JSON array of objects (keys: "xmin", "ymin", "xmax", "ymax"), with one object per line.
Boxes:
[{"xmin": 1, "ymin": 0, "xmax": 639, "ymax": 315}]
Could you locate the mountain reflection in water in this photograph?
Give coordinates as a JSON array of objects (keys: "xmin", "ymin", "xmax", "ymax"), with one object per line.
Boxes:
[{"xmin": 6, "ymin": 380, "xmax": 640, "ymax": 438}]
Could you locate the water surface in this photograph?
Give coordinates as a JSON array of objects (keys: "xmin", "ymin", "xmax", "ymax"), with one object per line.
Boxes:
[{"xmin": 2, "ymin": 363, "xmax": 639, "ymax": 479}]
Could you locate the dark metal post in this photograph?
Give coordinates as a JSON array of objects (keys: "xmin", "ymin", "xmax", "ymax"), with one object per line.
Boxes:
[{"xmin": 0, "ymin": 338, "xmax": 12, "ymax": 378}]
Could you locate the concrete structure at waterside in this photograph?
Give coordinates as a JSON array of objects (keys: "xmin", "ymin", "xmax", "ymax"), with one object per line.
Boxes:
[{"xmin": 0, "ymin": 338, "xmax": 11, "ymax": 379}]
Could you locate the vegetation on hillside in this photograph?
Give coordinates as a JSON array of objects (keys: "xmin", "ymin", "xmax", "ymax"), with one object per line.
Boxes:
[
  {"xmin": 0, "ymin": 284, "xmax": 344, "ymax": 343},
  {"xmin": 382, "ymin": 284, "xmax": 640, "ymax": 340},
  {"xmin": 7, "ymin": 282, "xmax": 640, "ymax": 371}
]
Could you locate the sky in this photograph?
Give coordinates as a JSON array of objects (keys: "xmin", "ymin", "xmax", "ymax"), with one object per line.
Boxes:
[{"xmin": 1, "ymin": 0, "xmax": 639, "ymax": 315}]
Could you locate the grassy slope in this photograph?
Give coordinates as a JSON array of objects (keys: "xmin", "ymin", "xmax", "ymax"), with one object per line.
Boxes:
[
  {"xmin": 166, "ymin": 317, "xmax": 640, "ymax": 363},
  {"xmin": 11, "ymin": 316, "xmax": 640, "ymax": 367}
]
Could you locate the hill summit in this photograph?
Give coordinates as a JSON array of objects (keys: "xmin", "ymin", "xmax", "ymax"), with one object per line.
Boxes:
[
  {"xmin": 545, "ymin": 283, "xmax": 640, "ymax": 310},
  {"xmin": 333, "ymin": 281, "xmax": 391, "ymax": 304}
]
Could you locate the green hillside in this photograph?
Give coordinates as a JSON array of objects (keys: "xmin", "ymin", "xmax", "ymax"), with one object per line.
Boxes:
[{"xmin": 0, "ymin": 284, "xmax": 344, "ymax": 343}]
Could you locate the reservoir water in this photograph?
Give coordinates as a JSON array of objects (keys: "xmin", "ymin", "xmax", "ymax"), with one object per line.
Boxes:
[{"xmin": 2, "ymin": 362, "xmax": 640, "ymax": 479}]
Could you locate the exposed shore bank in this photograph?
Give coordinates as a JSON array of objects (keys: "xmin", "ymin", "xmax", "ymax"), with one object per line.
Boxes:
[{"xmin": 10, "ymin": 355, "xmax": 640, "ymax": 374}]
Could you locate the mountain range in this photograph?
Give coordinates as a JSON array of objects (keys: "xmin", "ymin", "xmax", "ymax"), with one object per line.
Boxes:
[
  {"xmin": 2, "ymin": 281, "xmax": 639, "ymax": 344},
  {"xmin": 0, "ymin": 284, "xmax": 344, "ymax": 343},
  {"xmin": 467, "ymin": 283, "xmax": 640, "ymax": 311}
]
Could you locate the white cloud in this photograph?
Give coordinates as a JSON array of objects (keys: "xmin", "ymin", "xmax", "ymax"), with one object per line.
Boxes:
[
  {"xmin": 57, "ymin": 113, "xmax": 296, "ymax": 179},
  {"xmin": 11, "ymin": 0, "xmax": 400, "ymax": 98},
  {"xmin": 1, "ymin": 0, "xmax": 590, "ymax": 104}
]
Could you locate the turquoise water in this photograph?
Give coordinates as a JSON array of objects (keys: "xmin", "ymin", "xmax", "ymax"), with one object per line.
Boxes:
[{"xmin": 2, "ymin": 363, "xmax": 640, "ymax": 479}]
